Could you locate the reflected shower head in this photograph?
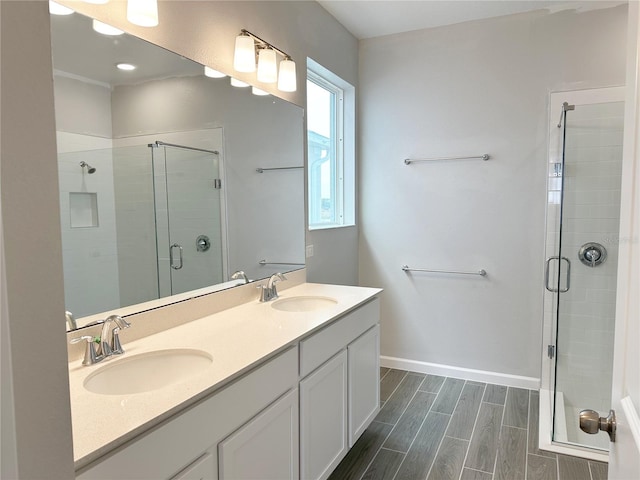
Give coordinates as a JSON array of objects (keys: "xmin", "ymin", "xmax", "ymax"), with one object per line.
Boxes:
[{"xmin": 80, "ymin": 161, "xmax": 96, "ymax": 174}]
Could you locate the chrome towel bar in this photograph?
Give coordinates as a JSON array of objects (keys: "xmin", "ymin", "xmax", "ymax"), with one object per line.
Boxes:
[
  {"xmin": 404, "ymin": 154, "xmax": 490, "ymax": 165},
  {"xmin": 259, "ymin": 259, "xmax": 305, "ymax": 266},
  {"xmin": 256, "ymin": 166, "xmax": 304, "ymax": 173},
  {"xmin": 402, "ymin": 265, "xmax": 487, "ymax": 276}
]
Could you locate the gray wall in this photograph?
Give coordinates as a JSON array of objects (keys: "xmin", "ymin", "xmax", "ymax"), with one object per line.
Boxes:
[
  {"xmin": 0, "ymin": 1, "xmax": 358, "ymax": 476},
  {"xmin": 358, "ymin": 5, "xmax": 628, "ymax": 380}
]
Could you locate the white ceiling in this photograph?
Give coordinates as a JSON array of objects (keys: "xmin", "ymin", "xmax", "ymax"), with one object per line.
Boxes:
[{"xmin": 317, "ymin": 0, "xmax": 627, "ymax": 39}]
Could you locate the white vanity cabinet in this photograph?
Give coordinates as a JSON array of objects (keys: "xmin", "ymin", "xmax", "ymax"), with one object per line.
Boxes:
[
  {"xmin": 77, "ymin": 346, "xmax": 299, "ymax": 480},
  {"xmin": 299, "ymin": 298, "xmax": 380, "ymax": 480},
  {"xmin": 74, "ymin": 295, "xmax": 381, "ymax": 480}
]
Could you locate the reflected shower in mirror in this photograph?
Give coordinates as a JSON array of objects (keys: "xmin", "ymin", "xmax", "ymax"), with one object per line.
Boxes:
[{"xmin": 51, "ymin": 11, "xmax": 305, "ymax": 329}]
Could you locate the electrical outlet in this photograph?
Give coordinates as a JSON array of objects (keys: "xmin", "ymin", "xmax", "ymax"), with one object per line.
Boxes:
[{"xmin": 305, "ymin": 245, "xmax": 314, "ymax": 258}]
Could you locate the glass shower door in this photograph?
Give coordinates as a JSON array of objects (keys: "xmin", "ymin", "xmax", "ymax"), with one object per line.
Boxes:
[
  {"xmin": 152, "ymin": 143, "xmax": 224, "ymax": 296},
  {"xmin": 551, "ymin": 100, "xmax": 624, "ymax": 451}
]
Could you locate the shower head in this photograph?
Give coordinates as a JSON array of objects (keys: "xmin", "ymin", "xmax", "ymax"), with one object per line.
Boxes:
[{"xmin": 80, "ymin": 161, "xmax": 96, "ymax": 174}]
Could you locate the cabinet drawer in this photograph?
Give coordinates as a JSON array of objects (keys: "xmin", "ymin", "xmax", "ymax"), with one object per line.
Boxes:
[{"xmin": 300, "ymin": 298, "xmax": 379, "ymax": 377}]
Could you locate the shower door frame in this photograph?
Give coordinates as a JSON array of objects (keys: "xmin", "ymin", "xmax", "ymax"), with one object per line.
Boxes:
[{"xmin": 539, "ymin": 86, "xmax": 625, "ymax": 462}]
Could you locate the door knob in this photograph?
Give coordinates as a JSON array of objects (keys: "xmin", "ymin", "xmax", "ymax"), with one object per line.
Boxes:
[{"xmin": 579, "ymin": 409, "xmax": 616, "ymax": 442}]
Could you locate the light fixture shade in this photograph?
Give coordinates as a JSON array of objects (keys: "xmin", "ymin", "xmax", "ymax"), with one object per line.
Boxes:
[
  {"xmin": 49, "ymin": 1, "xmax": 74, "ymax": 15},
  {"xmin": 127, "ymin": 0, "xmax": 158, "ymax": 27},
  {"xmin": 230, "ymin": 78, "xmax": 250, "ymax": 88},
  {"xmin": 204, "ymin": 66, "xmax": 226, "ymax": 78},
  {"xmin": 234, "ymin": 35, "xmax": 256, "ymax": 73},
  {"xmin": 252, "ymin": 86, "xmax": 269, "ymax": 96},
  {"xmin": 257, "ymin": 48, "xmax": 277, "ymax": 83},
  {"xmin": 93, "ymin": 19, "xmax": 124, "ymax": 35},
  {"xmin": 277, "ymin": 58, "xmax": 297, "ymax": 92}
]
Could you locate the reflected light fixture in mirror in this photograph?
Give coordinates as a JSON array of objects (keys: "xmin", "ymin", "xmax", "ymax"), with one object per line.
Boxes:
[
  {"xmin": 49, "ymin": 1, "xmax": 74, "ymax": 15},
  {"xmin": 93, "ymin": 19, "xmax": 124, "ymax": 35},
  {"xmin": 252, "ymin": 86, "xmax": 269, "ymax": 96},
  {"xmin": 230, "ymin": 77, "xmax": 250, "ymax": 88},
  {"xmin": 233, "ymin": 29, "xmax": 297, "ymax": 92},
  {"xmin": 204, "ymin": 66, "xmax": 226, "ymax": 78},
  {"xmin": 127, "ymin": 0, "xmax": 159, "ymax": 27}
]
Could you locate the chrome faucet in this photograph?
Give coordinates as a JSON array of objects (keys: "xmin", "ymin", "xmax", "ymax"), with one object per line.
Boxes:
[
  {"xmin": 69, "ymin": 314, "xmax": 131, "ymax": 366},
  {"xmin": 231, "ymin": 270, "xmax": 249, "ymax": 284},
  {"xmin": 258, "ymin": 272, "xmax": 287, "ymax": 302},
  {"xmin": 98, "ymin": 314, "xmax": 131, "ymax": 357}
]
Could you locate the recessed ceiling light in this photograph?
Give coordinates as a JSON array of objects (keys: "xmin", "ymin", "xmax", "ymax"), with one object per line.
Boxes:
[
  {"xmin": 49, "ymin": 1, "xmax": 74, "ymax": 15},
  {"xmin": 93, "ymin": 19, "xmax": 124, "ymax": 36},
  {"xmin": 116, "ymin": 63, "xmax": 136, "ymax": 71}
]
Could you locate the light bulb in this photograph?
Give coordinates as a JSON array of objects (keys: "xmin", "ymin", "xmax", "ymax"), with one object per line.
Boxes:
[
  {"xmin": 277, "ymin": 58, "xmax": 297, "ymax": 92},
  {"xmin": 93, "ymin": 19, "xmax": 124, "ymax": 35},
  {"xmin": 116, "ymin": 63, "xmax": 136, "ymax": 71},
  {"xmin": 49, "ymin": 1, "xmax": 74, "ymax": 15},
  {"xmin": 127, "ymin": 0, "xmax": 158, "ymax": 27},
  {"xmin": 204, "ymin": 66, "xmax": 226, "ymax": 78},
  {"xmin": 257, "ymin": 48, "xmax": 277, "ymax": 84},
  {"xmin": 252, "ymin": 87, "xmax": 269, "ymax": 96},
  {"xmin": 230, "ymin": 78, "xmax": 250, "ymax": 88},
  {"xmin": 234, "ymin": 34, "xmax": 256, "ymax": 73}
]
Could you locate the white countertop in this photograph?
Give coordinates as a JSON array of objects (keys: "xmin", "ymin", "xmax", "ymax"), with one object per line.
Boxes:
[{"xmin": 69, "ymin": 282, "xmax": 381, "ymax": 469}]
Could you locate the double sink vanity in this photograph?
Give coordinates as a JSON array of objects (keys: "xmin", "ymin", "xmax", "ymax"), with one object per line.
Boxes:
[{"xmin": 68, "ymin": 276, "xmax": 381, "ymax": 480}]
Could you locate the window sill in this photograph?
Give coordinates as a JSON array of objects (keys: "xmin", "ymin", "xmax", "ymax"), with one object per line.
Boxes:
[{"xmin": 308, "ymin": 223, "xmax": 356, "ymax": 232}]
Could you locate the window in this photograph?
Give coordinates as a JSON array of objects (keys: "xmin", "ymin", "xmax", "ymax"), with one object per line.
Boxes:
[{"xmin": 307, "ymin": 60, "xmax": 354, "ymax": 229}]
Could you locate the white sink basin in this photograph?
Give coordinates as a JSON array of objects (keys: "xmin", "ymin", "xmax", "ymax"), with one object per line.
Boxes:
[
  {"xmin": 272, "ymin": 296, "xmax": 338, "ymax": 312},
  {"xmin": 84, "ymin": 349, "xmax": 212, "ymax": 395}
]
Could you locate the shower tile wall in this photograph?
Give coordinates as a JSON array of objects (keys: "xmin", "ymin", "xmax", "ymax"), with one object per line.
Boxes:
[
  {"xmin": 554, "ymin": 102, "xmax": 624, "ymax": 448},
  {"xmin": 57, "ymin": 132, "xmax": 121, "ymax": 319}
]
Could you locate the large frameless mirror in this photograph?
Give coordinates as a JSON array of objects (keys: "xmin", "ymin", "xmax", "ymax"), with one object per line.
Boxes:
[{"xmin": 51, "ymin": 11, "xmax": 305, "ymax": 330}]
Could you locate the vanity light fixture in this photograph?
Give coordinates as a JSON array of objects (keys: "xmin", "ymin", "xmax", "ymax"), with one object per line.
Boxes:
[
  {"xmin": 230, "ymin": 77, "xmax": 250, "ymax": 88},
  {"xmin": 92, "ymin": 19, "xmax": 124, "ymax": 36},
  {"xmin": 127, "ymin": 0, "xmax": 158, "ymax": 27},
  {"xmin": 116, "ymin": 63, "xmax": 136, "ymax": 71},
  {"xmin": 233, "ymin": 29, "xmax": 297, "ymax": 92},
  {"xmin": 257, "ymin": 47, "xmax": 277, "ymax": 84},
  {"xmin": 49, "ymin": 1, "xmax": 74, "ymax": 15},
  {"xmin": 204, "ymin": 66, "xmax": 226, "ymax": 78}
]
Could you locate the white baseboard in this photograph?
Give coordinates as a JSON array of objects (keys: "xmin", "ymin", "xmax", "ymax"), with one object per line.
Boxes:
[{"xmin": 380, "ymin": 355, "xmax": 540, "ymax": 390}]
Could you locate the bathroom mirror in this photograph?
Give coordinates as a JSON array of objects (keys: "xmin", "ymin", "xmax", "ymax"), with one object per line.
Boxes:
[{"xmin": 51, "ymin": 12, "xmax": 305, "ymax": 330}]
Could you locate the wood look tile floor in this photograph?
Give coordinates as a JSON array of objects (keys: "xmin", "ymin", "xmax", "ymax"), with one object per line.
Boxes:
[{"xmin": 328, "ymin": 368, "xmax": 608, "ymax": 480}]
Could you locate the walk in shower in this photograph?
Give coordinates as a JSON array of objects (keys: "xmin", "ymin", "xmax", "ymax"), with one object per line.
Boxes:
[
  {"xmin": 58, "ymin": 140, "xmax": 224, "ymax": 320},
  {"xmin": 541, "ymin": 87, "xmax": 624, "ymax": 460}
]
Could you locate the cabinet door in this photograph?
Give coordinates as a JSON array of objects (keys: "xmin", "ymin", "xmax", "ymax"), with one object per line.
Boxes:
[
  {"xmin": 348, "ymin": 325, "xmax": 380, "ymax": 446},
  {"xmin": 300, "ymin": 350, "xmax": 348, "ymax": 480},
  {"xmin": 171, "ymin": 452, "xmax": 216, "ymax": 480},
  {"xmin": 218, "ymin": 388, "xmax": 299, "ymax": 480}
]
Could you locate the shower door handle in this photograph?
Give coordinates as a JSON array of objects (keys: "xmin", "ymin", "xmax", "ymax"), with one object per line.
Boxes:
[
  {"xmin": 545, "ymin": 256, "xmax": 571, "ymax": 293},
  {"xmin": 170, "ymin": 243, "xmax": 183, "ymax": 270}
]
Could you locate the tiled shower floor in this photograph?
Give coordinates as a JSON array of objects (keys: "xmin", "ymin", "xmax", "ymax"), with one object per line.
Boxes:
[{"xmin": 328, "ymin": 368, "xmax": 607, "ymax": 480}]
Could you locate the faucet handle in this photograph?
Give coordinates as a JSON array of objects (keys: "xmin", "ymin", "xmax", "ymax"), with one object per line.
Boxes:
[
  {"xmin": 70, "ymin": 335, "xmax": 102, "ymax": 366},
  {"xmin": 111, "ymin": 327, "xmax": 125, "ymax": 355}
]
